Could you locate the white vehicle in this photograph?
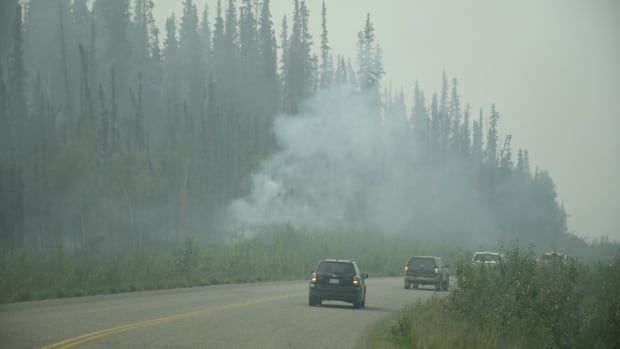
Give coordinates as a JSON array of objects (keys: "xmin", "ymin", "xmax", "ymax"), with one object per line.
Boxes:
[{"xmin": 471, "ymin": 251, "xmax": 504, "ymax": 267}]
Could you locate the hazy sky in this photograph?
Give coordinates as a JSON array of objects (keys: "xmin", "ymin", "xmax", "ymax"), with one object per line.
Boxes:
[{"xmin": 153, "ymin": 0, "xmax": 620, "ymax": 241}]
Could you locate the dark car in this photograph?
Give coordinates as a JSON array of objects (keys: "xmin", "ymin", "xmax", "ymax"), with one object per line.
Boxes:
[
  {"xmin": 308, "ymin": 258, "xmax": 367, "ymax": 309},
  {"xmin": 404, "ymin": 256, "xmax": 449, "ymax": 291}
]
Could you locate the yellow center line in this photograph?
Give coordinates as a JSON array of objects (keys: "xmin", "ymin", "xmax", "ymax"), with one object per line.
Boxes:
[{"xmin": 41, "ymin": 294, "xmax": 294, "ymax": 349}]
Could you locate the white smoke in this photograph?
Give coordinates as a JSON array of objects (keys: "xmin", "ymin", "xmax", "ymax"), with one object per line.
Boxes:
[{"xmin": 228, "ymin": 88, "xmax": 495, "ymax": 241}]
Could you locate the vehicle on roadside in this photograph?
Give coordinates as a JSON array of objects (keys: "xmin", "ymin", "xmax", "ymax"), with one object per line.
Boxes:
[
  {"xmin": 539, "ymin": 251, "xmax": 567, "ymax": 264},
  {"xmin": 308, "ymin": 258, "xmax": 367, "ymax": 309},
  {"xmin": 403, "ymin": 256, "xmax": 449, "ymax": 291},
  {"xmin": 471, "ymin": 251, "xmax": 504, "ymax": 268}
]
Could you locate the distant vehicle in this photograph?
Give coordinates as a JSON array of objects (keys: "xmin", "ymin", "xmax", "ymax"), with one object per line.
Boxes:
[
  {"xmin": 403, "ymin": 256, "xmax": 449, "ymax": 291},
  {"xmin": 539, "ymin": 251, "xmax": 567, "ymax": 264},
  {"xmin": 471, "ymin": 251, "xmax": 504, "ymax": 267},
  {"xmin": 308, "ymin": 258, "xmax": 367, "ymax": 309}
]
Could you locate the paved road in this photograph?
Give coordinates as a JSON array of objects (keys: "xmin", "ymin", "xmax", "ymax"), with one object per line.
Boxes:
[{"xmin": 0, "ymin": 277, "xmax": 443, "ymax": 349}]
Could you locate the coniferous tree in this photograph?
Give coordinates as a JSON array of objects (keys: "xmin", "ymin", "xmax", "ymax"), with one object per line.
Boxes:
[
  {"xmin": 461, "ymin": 104, "xmax": 471, "ymax": 157},
  {"xmin": 200, "ymin": 2, "xmax": 212, "ymax": 72},
  {"xmin": 319, "ymin": 1, "xmax": 332, "ymax": 91},
  {"xmin": 486, "ymin": 103, "xmax": 500, "ymax": 175},
  {"xmin": 258, "ymin": 0, "xmax": 279, "ymax": 145},
  {"xmin": 449, "ymin": 78, "xmax": 461, "ymax": 153},
  {"xmin": 499, "ymin": 134, "xmax": 513, "ymax": 176},
  {"xmin": 279, "ymin": 15, "xmax": 289, "ymax": 86},
  {"xmin": 471, "ymin": 109, "xmax": 484, "ymax": 168},
  {"xmin": 412, "ymin": 81, "xmax": 427, "ymax": 141},
  {"xmin": 438, "ymin": 72, "xmax": 449, "ymax": 152},
  {"xmin": 10, "ymin": 3, "xmax": 26, "ymax": 141},
  {"xmin": 0, "ymin": 0, "xmax": 18, "ymax": 65},
  {"xmin": 283, "ymin": 0, "xmax": 314, "ymax": 108},
  {"xmin": 131, "ymin": 0, "xmax": 153, "ymax": 61},
  {"xmin": 163, "ymin": 14, "xmax": 180, "ymax": 100},
  {"xmin": 430, "ymin": 92, "xmax": 440, "ymax": 154},
  {"xmin": 180, "ymin": 0, "xmax": 203, "ymax": 115},
  {"xmin": 357, "ymin": 14, "xmax": 383, "ymax": 95}
]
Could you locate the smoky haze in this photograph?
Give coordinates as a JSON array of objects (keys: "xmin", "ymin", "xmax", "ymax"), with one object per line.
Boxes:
[
  {"xmin": 155, "ymin": 0, "xmax": 620, "ymax": 242},
  {"xmin": 227, "ymin": 86, "xmax": 520, "ymax": 247},
  {"xmin": 228, "ymin": 88, "xmax": 496, "ymax": 244}
]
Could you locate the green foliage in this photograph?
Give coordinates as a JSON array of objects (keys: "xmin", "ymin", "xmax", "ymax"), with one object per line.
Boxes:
[
  {"xmin": 373, "ymin": 246, "xmax": 620, "ymax": 349},
  {"xmin": 0, "ymin": 227, "xmax": 459, "ymax": 304}
]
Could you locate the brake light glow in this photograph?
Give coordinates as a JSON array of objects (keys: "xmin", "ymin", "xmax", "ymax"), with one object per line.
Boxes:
[
  {"xmin": 434, "ymin": 267, "xmax": 438, "ymax": 274},
  {"xmin": 353, "ymin": 275, "xmax": 360, "ymax": 286},
  {"xmin": 404, "ymin": 266, "xmax": 409, "ymax": 272},
  {"xmin": 311, "ymin": 272, "xmax": 317, "ymax": 284}
]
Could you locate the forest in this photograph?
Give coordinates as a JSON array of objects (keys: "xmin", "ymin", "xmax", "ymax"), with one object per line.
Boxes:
[{"xmin": 0, "ymin": 0, "xmax": 614, "ymax": 260}]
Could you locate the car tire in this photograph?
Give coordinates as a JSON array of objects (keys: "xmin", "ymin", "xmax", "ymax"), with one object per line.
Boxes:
[
  {"xmin": 362, "ymin": 288, "xmax": 366, "ymax": 308},
  {"xmin": 353, "ymin": 297, "xmax": 362, "ymax": 309},
  {"xmin": 413, "ymin": 283, "xmax": 419, "ymax": 289},
  {"xmin": 444, "ymin": 279, "xmax": 449, "ymax": 291},
  {"xmin": 436, "ymin": 282, "xmax": 442, "ymax": 291},
  {"xmin": 404, "ymin": 281, "xmax": 410, "ymax": 289},
  {"xmin": 309, "ymin": 296, "xmax": 319, "ymax": 306}
]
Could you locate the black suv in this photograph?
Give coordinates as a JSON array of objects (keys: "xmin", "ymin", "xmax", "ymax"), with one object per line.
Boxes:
[
  {"xmin": 308, "ymin": 258, "xmax": 367, "ymax": 309},
  {"xmin": 404, "ymin": 256, "xmax": 449, "ymax": 291}
]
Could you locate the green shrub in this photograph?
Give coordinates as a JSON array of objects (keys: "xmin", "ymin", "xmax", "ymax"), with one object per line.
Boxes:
[{"xmin": 374, "ymin": 246, "xmax": 620, "ymax": 348}]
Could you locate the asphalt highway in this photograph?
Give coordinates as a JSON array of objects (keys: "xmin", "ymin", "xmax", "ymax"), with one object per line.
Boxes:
[{"xmin": 0, "ymin": 277, "xmax": 442, "ymax": 348}]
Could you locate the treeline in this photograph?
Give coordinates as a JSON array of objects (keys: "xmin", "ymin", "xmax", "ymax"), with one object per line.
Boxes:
[{"xmin": 0, "ymin": 0, "xmax": 590, "ymax": 253}]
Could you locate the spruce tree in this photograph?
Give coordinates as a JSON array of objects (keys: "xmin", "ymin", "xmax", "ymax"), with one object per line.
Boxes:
[
  {"xmin": 319, "ymin": 1, "xmax": 333, "ymax": 90},
  {"xmin": 411, "ymin": 81, "xmax": 428, "ymax": 141},
  {"xmin": 486, "ymin": 103, "xmax": 500, "ymax": 174}
]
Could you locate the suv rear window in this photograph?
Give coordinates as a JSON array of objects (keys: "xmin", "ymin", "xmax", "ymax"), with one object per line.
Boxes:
[
  {"xmin": 317, "ymin": 262, "xmax": 355, "ymax": 275},
  {"xmin": 408, "ymin": 257, "xmax": 435, "ymax": 267}
]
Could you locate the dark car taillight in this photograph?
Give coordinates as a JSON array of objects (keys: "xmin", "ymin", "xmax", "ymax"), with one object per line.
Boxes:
[
  {"xmin": 353, "ymin": 275, "xmax": 360, "ymax": 286},
  {"xmin": 404, "ymin": 266, "xmax": 409, "ymax": 272},
  {"xmin": 311, "ymin": 272, "xmax": 317, "ymax": 284}
]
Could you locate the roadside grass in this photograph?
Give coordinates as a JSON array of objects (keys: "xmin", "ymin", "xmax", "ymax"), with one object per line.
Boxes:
[
  {"xmin": 368, "ymin": 246, "xmax": 620, "ymax": 349},
  {"xmin": 0, "ymin": 227, "xmax": 463, "ymax": 304},
  {"xmin": 368, "ymin": 297, "xmax": 506, "ymax": 349}
]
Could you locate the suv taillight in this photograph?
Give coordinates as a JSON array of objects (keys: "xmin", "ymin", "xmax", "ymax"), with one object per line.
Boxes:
[
  {"xmin": 311, "ymin": 272, "xmax": 317, "ymax": 284},
  {"xmin": 353, "ymin": 275, "xmax": 360, "ymax": 286},
  {"xmin": 434, "ymin": 267, "xmax": 438, "ymax": 274},
  {"xmin": 404, "ymin": 266, "xmax": 409, "ymax": 272}
]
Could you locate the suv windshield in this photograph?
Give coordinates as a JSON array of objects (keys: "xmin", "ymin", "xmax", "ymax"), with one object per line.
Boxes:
[
  {"xmin": 473, "ymin": 254, "xmax": 500, "ymax": 262},
  {"xmin": 317, "ymin": 262, "xmax": 355, "ymax": 275}
]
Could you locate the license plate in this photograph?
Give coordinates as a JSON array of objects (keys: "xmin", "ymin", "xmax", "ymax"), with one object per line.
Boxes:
[{"xmin": 329, "ymin": 278, "xmax": 340, "ymax": 285}]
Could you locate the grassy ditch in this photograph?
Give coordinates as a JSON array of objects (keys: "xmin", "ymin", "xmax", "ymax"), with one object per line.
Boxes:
[
  {"xmin": 369, "ymin": 246, "xmax": 620, "ymax": 348},
  {"xmin": 0, "ymin": 227, "xmax": 462, "ymax": 304}
]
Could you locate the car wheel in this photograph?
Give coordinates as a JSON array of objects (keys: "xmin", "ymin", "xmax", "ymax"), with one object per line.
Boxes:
[
  {"xmin": 353, "ymin": 297, "xmax": 362, "ymax": 309},
  {"xmin": 444, "ymin": 280, "xmax": 449, "ymax": 291},
  {"xmin": 436, "ymin": 282, "xmax": 442, "ymax": 291},
  {"xmin": 404, "ymin": 281, "xmax": 410, "ymax": 289},
  {"xmin": 413, "ymin": 283, "xmax": 419, "ymax": 289},
  {"xmin": 309, "ymin": 296, "xmax": 319, "ymax": 306}
]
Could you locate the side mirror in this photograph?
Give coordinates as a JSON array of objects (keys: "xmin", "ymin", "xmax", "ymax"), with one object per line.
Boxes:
[{"xmin": 363, "ymin": 274, "xmax": 368, "ymax": 279}]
